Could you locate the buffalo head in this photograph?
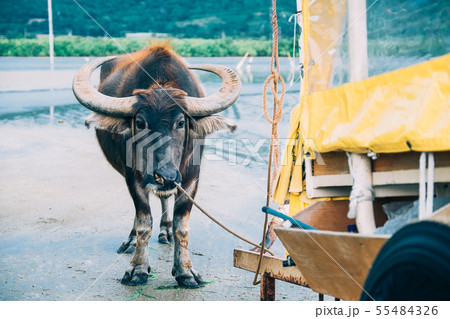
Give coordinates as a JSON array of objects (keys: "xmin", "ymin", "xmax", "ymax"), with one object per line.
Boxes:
[{"xmin": 72, "ymin": 56, "xmax": 241, "ymax": 196}]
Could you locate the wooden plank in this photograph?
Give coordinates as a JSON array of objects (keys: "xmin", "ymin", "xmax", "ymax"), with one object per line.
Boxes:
[
  {"xmin": 374, "ymin": 151, "xmax": 450, "ymax": 172},
  {"xmin": 308, "ymin": 167, "xmax": 449, "ymax": 198},
  {"xmin": 233, "ymin": 249, "xmax": 308, "ymax": 287},
  {"xmin": 306, "ymin": 184, "xmax": 422, "ymax": 198},
  {"xmin": 305, "ymin": 158, "xmax": 317, "ymax": 199},
  {"xmin": 312, "ymin": 167, "xmax": 450, "ymax": 188},
  {"xmin": 427, "ymin": 203, "xmax": 450, "ymax": 226},
  {"xmin": 373, "ymin": 167, "xmax": 450, "ymax": 185},
  {"xmin": 306, "ymin": 186, "xmax": 352, "ymax": 198},
  {"xmin": 275, "ymin": 228, "xmax": 389, "ymax": 300},
  {"xmin": 313, "ymin": 151, "xmax": 450, "ymax": 175},
  {"xmin": 314, "ymin": 152, "xmax": 349, "ymax": 175},
  {"xmin": 291, "ymin": 201, "xmax": 354, "ymax": 231},
  {"xmin": 290, "ymin": 200, "xmax": 388, "ymax": 232},
  {"xmin": 307, "ymin": 151, "xmax": 450, "ymax": 198},
  {"xmin": 373, "ymin": 185, "xmax": 420, "ymax": 197},
  {"xmin": 260, "ymin": 273, "xmax": 276, "ymax": 301},
  {"xmin": 312, "ymin": 174, "xmax": 352, "ymax": 187}
]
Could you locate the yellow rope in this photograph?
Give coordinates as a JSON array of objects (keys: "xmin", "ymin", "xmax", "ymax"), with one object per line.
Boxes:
[{"xmin": 253, "ymin": 0, "xmax": 285, "ymax": 286}]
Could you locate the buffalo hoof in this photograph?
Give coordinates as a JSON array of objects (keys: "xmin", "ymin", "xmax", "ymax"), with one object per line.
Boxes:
[
  {"xmin": 121, "ymin": 264, "xmax": 151, "ymax": 286},
  {"xmin": 173, "ymin": 268, "xmax": 205, "ymax": 289},
  {"xmin": 117, "ymin": 235, "xmax": 137, "ymax": 254},
  {"xmin": 158, "ymin": 231, "xmax": 172, "ymax": 244}
]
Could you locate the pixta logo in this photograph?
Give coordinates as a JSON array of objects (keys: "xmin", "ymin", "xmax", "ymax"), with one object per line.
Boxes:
[{"xmin": 125, "ymin": 129, "xmax": 172, "ymax": 173}]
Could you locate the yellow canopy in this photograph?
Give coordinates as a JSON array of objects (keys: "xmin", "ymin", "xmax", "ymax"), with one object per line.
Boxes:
[
  {"xmin": 273, "ymin": 0, "xmax": 450, "ymax": 213},
  {"xmin": 302, "ymin": 54, "xmax": 450, "ymax": 154}
]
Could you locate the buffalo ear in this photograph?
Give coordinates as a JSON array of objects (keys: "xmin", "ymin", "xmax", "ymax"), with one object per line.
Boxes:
[
  {"xmin": 85, "ymin": 113, "xmax": 131, "ymax": 135},
  {"xmin": 191, "ymin": 115, "xmax": 237, "ymax": 136}
]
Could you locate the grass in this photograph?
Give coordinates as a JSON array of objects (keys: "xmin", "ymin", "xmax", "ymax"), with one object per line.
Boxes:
[
  {"xmin": 126, "ymin": 276, "xmax": 215, "ymax": 300},
  {"xmin": 155, "ymin": 281, "xmax": 214, "ymax": 290},
  {"xmin": 0, "ymin": 36, "xmax": 292, "ymax": 57},
  {"xmin": 127, "ymin": 285, "xmax": 157, "ymax": 300},
  {"xmin": 1, "ymin": 34, "xmax": 447, "ymax": 58},
  {"xmin": 127, "ymin": 273, "xmax": 158, "ymax": 301}
]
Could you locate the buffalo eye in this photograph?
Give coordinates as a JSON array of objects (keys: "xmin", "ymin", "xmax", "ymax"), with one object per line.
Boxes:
[
  {"xmin": 135, "ymin": 118, "xmax": 145, "ymax": 130},
  {"xmin": 177, "ymin": 120, "xmax": 185, "ymax": 129}
]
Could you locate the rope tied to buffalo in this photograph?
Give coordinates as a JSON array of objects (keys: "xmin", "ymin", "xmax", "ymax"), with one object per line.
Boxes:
[
  {"xmin": 174, "ymin": 182, "xmax": 273, "ymax": 256},
  {"xmin": 253, "ymin": 0, "xmax": 285, "ymax": 286}
]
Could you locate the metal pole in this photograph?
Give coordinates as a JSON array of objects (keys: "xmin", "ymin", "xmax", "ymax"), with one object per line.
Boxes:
[
  {"xmin": 48, "ymin": 0, "xmax": 54, "ymax": 70},
  {"xmin": 347, "ymin": 0, "xmax": 375, "ymax": 234},
  {"xmin": 419, "ymin": 152, "xmax": 427, "ymax": 219},
  {"xmin": 296, "ymin": 0, "xmax": 303, "ymax": 70},
  {"xmin": 426, "ymin": 153, "xmax": 435, "ymax": 217},
  {"xmin": 348, "ymin": 0, "xmax": 368, "ymax": 82}
]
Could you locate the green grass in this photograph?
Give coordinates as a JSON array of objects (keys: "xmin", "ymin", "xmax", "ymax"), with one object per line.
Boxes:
[
  {"xmin": 3, "ymin": 35, "xmax": 443, "ymax": 58},
  {"xmin": 126, "ymin": 274, "xmax": 158, "ymax": 301},
  {"xmin": 0, "ymin": 36, "xmax": 292, "ymax": 57},
  {"xmin": 127, "ymin": 285, "xmax": 157, "ymax": 300}
]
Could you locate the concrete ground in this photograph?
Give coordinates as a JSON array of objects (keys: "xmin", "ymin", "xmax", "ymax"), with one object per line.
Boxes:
[{"xmin": 0, "ymin": 121, "xmax": 318, "ymax": 301}]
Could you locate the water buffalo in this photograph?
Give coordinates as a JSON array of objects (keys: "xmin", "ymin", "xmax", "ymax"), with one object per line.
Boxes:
[{"xmin": 72, "ymin": 45, "xmax": 241, "ymax": 288}]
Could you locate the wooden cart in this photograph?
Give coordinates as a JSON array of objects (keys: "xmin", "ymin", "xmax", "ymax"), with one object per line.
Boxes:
[{"xmin": 234, "ymin": 151, "xmax": 450, "ymax": 300}]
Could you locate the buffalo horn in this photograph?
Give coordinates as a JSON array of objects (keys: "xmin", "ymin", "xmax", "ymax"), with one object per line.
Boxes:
[
  {"xmin": 72, "ymin": 56, "xmax": 137, "ymax": 117},
  {"xmin": 186, "ymin": 64, "xmax": 241, "ymax": 116},
  {"xmin": 73, "ymin": 57, "xmax": 241, "ymax": 118}
]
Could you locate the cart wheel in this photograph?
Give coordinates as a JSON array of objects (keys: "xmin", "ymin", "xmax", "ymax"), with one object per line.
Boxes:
[{"xmin": 360, "ymin": 221, "xmax": 450, "ymax": 301}]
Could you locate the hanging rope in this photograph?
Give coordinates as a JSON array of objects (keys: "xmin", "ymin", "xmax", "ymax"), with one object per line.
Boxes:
[
  {"xmin": 253, "ymin": 0, "xmax": 286, "ymax": 286},
  {"xmin": 263, "ymin": 1, "xmax": 285, "ymax": 197},
  {"xmin": 288, "ymin": 11, "xmax": 302, "ymax": 61}
]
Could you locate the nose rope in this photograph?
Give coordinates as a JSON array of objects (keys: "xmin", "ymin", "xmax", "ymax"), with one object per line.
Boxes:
[{"xmin": 175, "ymin": 182, "xmax": 273, "ymax": 256}]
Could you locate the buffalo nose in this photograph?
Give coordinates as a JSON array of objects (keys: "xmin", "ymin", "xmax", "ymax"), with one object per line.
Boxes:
[{"xmin": 154, "ymin": 168, "xmax": 180, "ymax": 185}]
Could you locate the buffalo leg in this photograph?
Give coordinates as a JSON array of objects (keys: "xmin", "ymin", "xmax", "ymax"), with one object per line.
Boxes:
[
  {"xmin": 117, "ymin": 217, "xmax": 137, "ymax": 254},
  {"xmin": 158, "ymin": 196, "xmax": 173, "ymax": 244},
  {"xmin": 121, "ymin": 179, "xmax": 153, "ymax": 286},
  {"xmin": 172, "ymin": 182, "xmax": 204, "ymax": 288}
]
